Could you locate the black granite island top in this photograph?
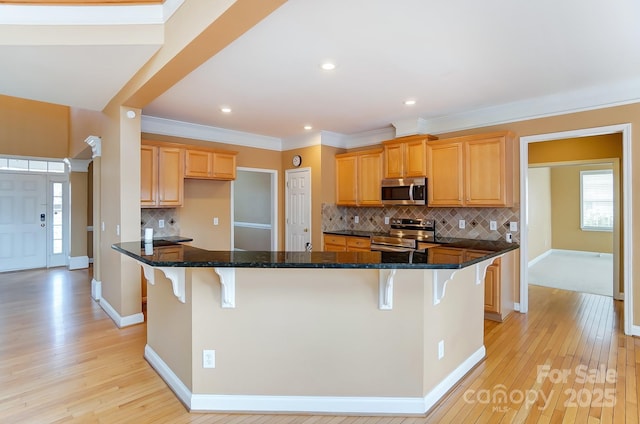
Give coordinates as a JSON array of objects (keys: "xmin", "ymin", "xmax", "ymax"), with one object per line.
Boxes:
[{"xmin": 112, "ymin": 240, "xmax": 519, "ymax": 270}]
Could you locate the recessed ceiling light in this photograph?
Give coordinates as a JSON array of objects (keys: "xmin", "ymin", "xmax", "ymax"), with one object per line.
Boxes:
[
  {"xmin": 220, "ymin": 107, "xmax": 232, "ymax": 113},
  {"xmin": 321, "ymin": 62, "xmax": 336, "ymax": 71},
  {"xmin": 404, "ymin": 99, "xmax": 417, "ymax": 106}
]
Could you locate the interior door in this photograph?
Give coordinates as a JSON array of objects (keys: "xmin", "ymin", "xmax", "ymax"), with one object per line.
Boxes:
[
  {"xmin": 0, "ymin": 173, "xmax": 47, "ymax": 272},
  {"xmin": 286, "ymin": 168, "xmax": 311, "ymax": 251}
]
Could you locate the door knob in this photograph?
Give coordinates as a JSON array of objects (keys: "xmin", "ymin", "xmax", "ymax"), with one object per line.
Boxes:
[{"xmin": 304, "ymin": 228, "xmax": 308, "ymax": 232}]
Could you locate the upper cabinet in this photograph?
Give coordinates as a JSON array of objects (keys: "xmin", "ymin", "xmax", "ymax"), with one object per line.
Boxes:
[
  {"xmin": 426, "ymin": 131, "xmax": 516, "ymax": 207},
  {"xmin": 141, "ymin": 141, "xmax": 238, "ymax": 208},
  {"xmin": 141, "ymin": 142, "xmax": 184, "ymax": 208},
  {"xmin": 185, "ymin": 149, "xmax": 237, "ymax": 180},
  {"xmin": 336, "ymin": 148, "xmax": 383, "ymax": 206},
  {"xmin": 382, "ymin": 134, "xmax": 438, "ymax": 178}
]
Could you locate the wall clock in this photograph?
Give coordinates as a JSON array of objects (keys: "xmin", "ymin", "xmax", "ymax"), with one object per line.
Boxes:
[{"xmin": 292, "ymin": 155, "xmax": 302, "ymax": 167}]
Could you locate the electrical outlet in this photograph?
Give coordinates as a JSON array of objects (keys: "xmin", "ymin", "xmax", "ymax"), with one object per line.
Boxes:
[
  {"xmin": 490, "ymin": 220, "xmax": 497, "ymax": 231},
  {"xmin": 354, "ymin": 216, "xmax": 359, "ymax": 224},
  {"xmin": 159, "ymin": 219, "xmax": 165, "ymax": 228},
  {"xmin": 438, "ymin": 340, "xmax": 445, "ymax": 359},
  {"xmin": 203, "ymin": 350, "xmax": 216, "ymax": 368},
  {"xmin": 510, "ymin": 221, "xmax": 518, "ymax": 232},
  {"xmin": 116, "ymin": 224, "xmax": 120, "ymax": 236},
  {"xmin": 458, "ymin": 219, "xmax": 465, "ymax": 229},
  {"xmin": 213, "ymin": 217, "xmax": 219, "ymax": 226},
  {"xmin": 384, "ymin": 216, "xmax": 390, "ymax": 225},
  {"xmin": 101, "ymin": 222, "xmax": 105, "ymax": 232}
]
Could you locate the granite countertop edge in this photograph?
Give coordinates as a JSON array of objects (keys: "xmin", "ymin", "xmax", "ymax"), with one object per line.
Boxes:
[{"xmin": 112, "ymin": 241, "xmax": 519, "ymax": 270}]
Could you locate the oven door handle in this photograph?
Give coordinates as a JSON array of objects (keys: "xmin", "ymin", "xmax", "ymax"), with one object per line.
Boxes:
[{"xmin": 409, "ymin": 183, "xmax": 414, "ymax": 202}]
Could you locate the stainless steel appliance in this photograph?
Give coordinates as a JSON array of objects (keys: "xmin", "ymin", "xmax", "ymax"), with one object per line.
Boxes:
[
  {"xmin": 370, "ymin": 218, "xmax": 437, "ymax": 252},
  {"xmin": 381, "ymin": 177, "xmax": 427, "ymax": 206}
]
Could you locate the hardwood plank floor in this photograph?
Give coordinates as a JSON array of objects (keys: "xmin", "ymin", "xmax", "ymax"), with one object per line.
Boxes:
[{"xmin": 0, "ymin": 268, "xmax": 637, "ymax": 423}]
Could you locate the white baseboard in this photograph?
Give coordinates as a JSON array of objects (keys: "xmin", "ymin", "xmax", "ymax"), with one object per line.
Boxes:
[
  {"xmin": 628, "ymin": 324, "xmax": 640, "ymax": 337},
  {"xmin": 99, "ymin": 296, "xmax": 144, "ymax": 328},
  {"xmin": 68, "ymin": 255, "xmax": 89, "ymax": 270},
  {"xmin": 91, "ymin": 278, "xmax": 101, "ymax": 301},
  {"xmin": 527, "ymin": 249, "xmax": 552, "ymax": 267},
  {"xmin": 144, "ymin": 344, "xmax": 485, "ymax": 415}
]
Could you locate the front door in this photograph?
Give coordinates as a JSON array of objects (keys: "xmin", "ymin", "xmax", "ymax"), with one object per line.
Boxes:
[
  {"xmin": 0, "ymin": 173, "xmax": 47, "ymax": 272},
  {"xmin": 285, "ymin": 168, "xmax": 311, "ymax": 251}
]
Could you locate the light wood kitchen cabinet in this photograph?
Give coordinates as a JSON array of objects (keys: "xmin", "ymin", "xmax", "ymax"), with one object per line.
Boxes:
[
  {"xmin": 426, "ymin": 131, "xmax": 516, "ymax": 207},
  {"xmin": 323, "ymin": 234, "xmax": 371, "ymax": 252},
  {"xmin": 141, "ymin": 142, "xmax": 184, "ymax": 208},
  {"xmin": 382, "ymin": 134, "xmax": 438, "ymax": 178},
  {"xmin": 185, "ymin": 149, "xmax": 237, "ymax": 180},
  {"xmin": 465, "ymin": 249, "xmax": 516, "ymax": 322},
  {"xmin": 335, "ymin": 148, "xmax": 383, "ymax": 206}
]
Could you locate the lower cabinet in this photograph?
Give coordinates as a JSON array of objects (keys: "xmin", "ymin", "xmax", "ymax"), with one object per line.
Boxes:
[
  {"xmin": 431, "ymin": 247, "xmax": 516, "ymax": 321},
  {"xmin": 323, "ymin": 234, "xmax": 371, "ymax": 252}
]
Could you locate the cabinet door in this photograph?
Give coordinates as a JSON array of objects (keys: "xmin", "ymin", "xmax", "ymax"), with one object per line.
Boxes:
[
  {"xmin": 357, "ymin": 151, "xmax": 382, "ymax": 206},
  {"xmin": 465, "ymin": 136, "xmax": 507, "ymax": 206},
  {"xmin": 404, "ymin": 139, "xmax": 427, "ymax": 177},
  {"xmin": 336, "ymin": 155, "xmax": 358, "ymax": 206},
  {"xmin": 427, "ymin": 141, "xmax": 464, "ymax": 206},
  {"xmin": 212, "ymin": 152, "xmax": 236, "ymax": 180},
  {"xmin": 140, "ymin": 145, "xmax": 158, "ymax": 207},
  {"xmin": 324, "ymin": 234, "xmax": 347, "ymax": 252},
  {"xmin": 158, "ymin": 147, "xmax": 184, "ymax": 207},
  {"xmin": 483, "ymin": 260, "xmax": 501, "ymax": 315},
  {"xmin": 383, "ymin": 143, "xmax": 404, "ymax": 178},
  {"xmin": 185, "ymin": 150, "xmax": 212, "ymax": 178}
]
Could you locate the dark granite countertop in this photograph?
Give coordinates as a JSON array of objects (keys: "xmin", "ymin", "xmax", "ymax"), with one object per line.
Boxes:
[
  {"xmin": 141, "ymin": 236, "xmax": 193, "ymax": 247},
  {"xmin": 113, "ymin": 240, "xmax": 519, "ymax": 270}
]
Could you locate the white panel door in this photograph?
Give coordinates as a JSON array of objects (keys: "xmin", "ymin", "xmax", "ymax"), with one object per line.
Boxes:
[
  {"xmin": 0, "ymin": 173, "xmax": 47, "ymax": 272},
  {"xmin": 286, "ymin": 168, "xmax": 311, "ymax": 251}
]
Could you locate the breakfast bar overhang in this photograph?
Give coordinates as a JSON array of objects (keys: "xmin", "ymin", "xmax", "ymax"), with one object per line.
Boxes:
[{"xmin": 113, "ymin": 241, "xmax": 519, "ymax": 416}]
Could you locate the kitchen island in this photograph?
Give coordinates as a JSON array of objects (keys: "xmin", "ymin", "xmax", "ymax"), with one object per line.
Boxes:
[{"xmin": 112, "ymin": 241, "xmax": 518, "ymax": 416}]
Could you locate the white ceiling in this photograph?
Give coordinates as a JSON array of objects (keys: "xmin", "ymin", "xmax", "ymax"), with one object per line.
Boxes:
[{"xmin": 3, "ymin": 0, "xmax": 640, "ymax": 145}]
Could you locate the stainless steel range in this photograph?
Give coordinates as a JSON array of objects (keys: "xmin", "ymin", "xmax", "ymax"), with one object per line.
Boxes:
[{"xmin": 371, "ymin": 218, "xmax": 438, "ymax": 252}]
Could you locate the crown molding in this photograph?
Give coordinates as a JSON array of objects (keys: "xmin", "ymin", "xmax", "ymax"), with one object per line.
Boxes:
[
  {"xmin": 64, "ymin": 158, "xmax": 91, "ymax": 172},
  {"xmin": 141, "ymin": 115, "xmax": 282, "ymax": 151},
  {"xmin": 344, "ymin": 127, "xmax": 396, "ymax": 149},
  {"xmin": 422, "ymin": 77, "xmax": 640, "ymax": 135}
]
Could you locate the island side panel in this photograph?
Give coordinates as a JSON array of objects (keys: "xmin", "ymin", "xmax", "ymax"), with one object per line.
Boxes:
[
  {"xmin": 421, "ymin": 264, "xmax": 485, "ymax": 396},
  {"xmin": 190, "ymin": 268, "xmax": 427, "ymax": 398},
  {"xmin": 146, "ymin": 268, "xmax": 193, "ymax": 389}
]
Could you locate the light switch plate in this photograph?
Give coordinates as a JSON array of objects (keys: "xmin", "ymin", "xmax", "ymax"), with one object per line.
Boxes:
[
  {"xmin": 384, "ymin": 216, "xmax": 390, "ymax": 225},
  {"xmin": 490, "ymin": 221, "xmax": 497, "ymax": 231},
  {"xmin": 509, "ymin": 221, "xmax": 518, "ymax": 232},
  {"xmin": 354, "ymin": 216, "xmax": 359, "ymax": 224},
  {"xmin": 213, "ymin": 217, "xmax": 219, "ymax": 226},
  {"xmin": 159, "ymin": 219, "xmax": 165, "ymax": 228},
  {"xmin": 458, "ymin": 220, "xmax": 465, "ymax": 229}
]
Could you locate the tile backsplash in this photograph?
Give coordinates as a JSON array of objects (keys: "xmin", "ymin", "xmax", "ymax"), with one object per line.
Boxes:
[
  {"xmin": 141, "ymin": 208, "xmax": 180, "ymax": 238},
  {"xmin": 322, "ymin": 203, "xmax": 520, "ymax": 243}
]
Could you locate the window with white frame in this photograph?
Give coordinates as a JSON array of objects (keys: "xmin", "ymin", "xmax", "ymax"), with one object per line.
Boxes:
[{"xmin": 580, "ymin": 169, "xmax": 613, "ymax": 231}]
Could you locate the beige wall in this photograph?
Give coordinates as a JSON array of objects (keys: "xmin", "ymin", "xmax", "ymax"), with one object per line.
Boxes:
[
  {"xmin": 550, "ymin": 164, "xmax": 614, "ymax": 253},
  {"xmin": 527, "ymin": 167, "xmax": 551, "ymax": 261},
  {"xmin": 69, "ymin": 108, "xmax": 104, "ymax": 159},
  {"xmin": 0, "ymin": 95, "xmax": 69, "ymax": 159},
  {"xmin": 180, "ymin": 179, "xmax": 232, "ymax": 250},
  {"xmin": 69, "ymin": 171, "xmax": 88, "ymax": 257}
]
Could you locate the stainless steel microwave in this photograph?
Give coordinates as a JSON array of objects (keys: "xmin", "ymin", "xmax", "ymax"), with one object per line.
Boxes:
[{"xmin": 381, "ymin": 177, "xmax": 427, "ymax": 205}]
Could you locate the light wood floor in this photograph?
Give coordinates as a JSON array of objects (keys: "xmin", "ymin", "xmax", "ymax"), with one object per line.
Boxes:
[{"xmin": 0, "ymin": 267, "xmax": 638, "ymax": 423}]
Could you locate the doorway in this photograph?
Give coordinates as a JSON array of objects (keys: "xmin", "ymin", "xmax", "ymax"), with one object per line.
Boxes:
[
  {"xmin": 0, "ymin": 169, "xmax": 69, "ymax": 272},
  {"xmin": 285, "ymin": 167, "xmax": 311, "ymax": 251},
  {"xmin": 231, "ymin": 167, "xmax": 278, "ymax": 251},
  {"xmin": 527, "ymin": 160, "xmax": 618, "ymax": 297},
  {"xmin": 519, "ymin": 124, "xmax": 633, "ymax": 335}
]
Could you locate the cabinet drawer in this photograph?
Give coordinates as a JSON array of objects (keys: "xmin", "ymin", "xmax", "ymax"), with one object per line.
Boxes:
[
  {"xmin": 346, "ymin": 237, "xmax": 371, "ymax": 249},
  {"xmin": 324, "ymin": 235, "xmax": 346, "ymax": 246}
]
